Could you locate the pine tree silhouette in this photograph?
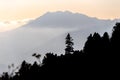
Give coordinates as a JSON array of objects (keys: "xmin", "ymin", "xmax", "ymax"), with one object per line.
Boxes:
[
  {"xmin": 111, "ymin": 23, "xmax": 120, "ymax": 55},
  {"xmin": 65, "ymin": 33, "xmax": 74, "ymax": 54},
  {"xmin": 110, "ymin": 22, "xmax": 120, "ymax": 67},
  {"xmin": 102, "ymin": 32, "xmax": 110, "ymax": 56}
]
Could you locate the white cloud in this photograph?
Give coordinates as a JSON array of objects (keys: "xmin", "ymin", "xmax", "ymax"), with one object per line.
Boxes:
[{"xmin": 0, "ymin": 19, "xmax": 33, "ymax": 32}]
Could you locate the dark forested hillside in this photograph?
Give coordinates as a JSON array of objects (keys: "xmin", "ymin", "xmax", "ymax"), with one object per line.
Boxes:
[{"xmin": 1, "ymin": 23, "xmax": 120, "ymax": 79}]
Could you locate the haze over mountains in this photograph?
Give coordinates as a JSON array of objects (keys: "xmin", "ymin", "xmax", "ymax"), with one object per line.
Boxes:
[{"xmin": 0, "ymin": 11, "xmax": 119, "ymax": 73}]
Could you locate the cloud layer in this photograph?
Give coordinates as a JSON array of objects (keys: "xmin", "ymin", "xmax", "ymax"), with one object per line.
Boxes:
[{"xmin": 0, "ymin": 19, "xmax": 32, "ymax": 32}]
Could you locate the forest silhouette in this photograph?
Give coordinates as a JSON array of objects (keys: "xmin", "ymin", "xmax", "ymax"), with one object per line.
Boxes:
[{"xmin": 1, "ymin": 23, "xmax": 120, "ymax": 79}]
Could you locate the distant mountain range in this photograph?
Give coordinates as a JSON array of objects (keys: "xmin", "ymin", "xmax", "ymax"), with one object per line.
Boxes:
[{"xmin": 0, "ymin": 11, "xmax": 119, "ymax": 73}]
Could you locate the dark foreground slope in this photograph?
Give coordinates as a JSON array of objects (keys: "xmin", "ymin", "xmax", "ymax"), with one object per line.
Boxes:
[{"xmin": 1, "ymin": 23, "xmax": 120, "ymax": 79}]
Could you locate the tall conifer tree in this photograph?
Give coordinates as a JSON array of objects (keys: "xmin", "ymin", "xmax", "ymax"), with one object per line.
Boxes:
[{"xmin": 65, "ymin": 33, "xmax": 74, "ymax": 54}]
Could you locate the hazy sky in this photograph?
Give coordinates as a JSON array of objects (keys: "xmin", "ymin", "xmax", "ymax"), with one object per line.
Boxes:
[{"xmin": 0, "ymin": 0, "xmax": 120, "ymax": 21}]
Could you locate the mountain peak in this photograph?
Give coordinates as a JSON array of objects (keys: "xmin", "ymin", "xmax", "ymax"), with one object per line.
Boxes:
[
  {"xmin": 42, "ymin": 11, "xmax": 88, "ymax": 18},
  {"xmin": 25, "ymin": 11, "xmax": 99, "ymax": 28},
  {"xmin": 44, "ymin": 11, "xmax": 73, "ymax": 15}
]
